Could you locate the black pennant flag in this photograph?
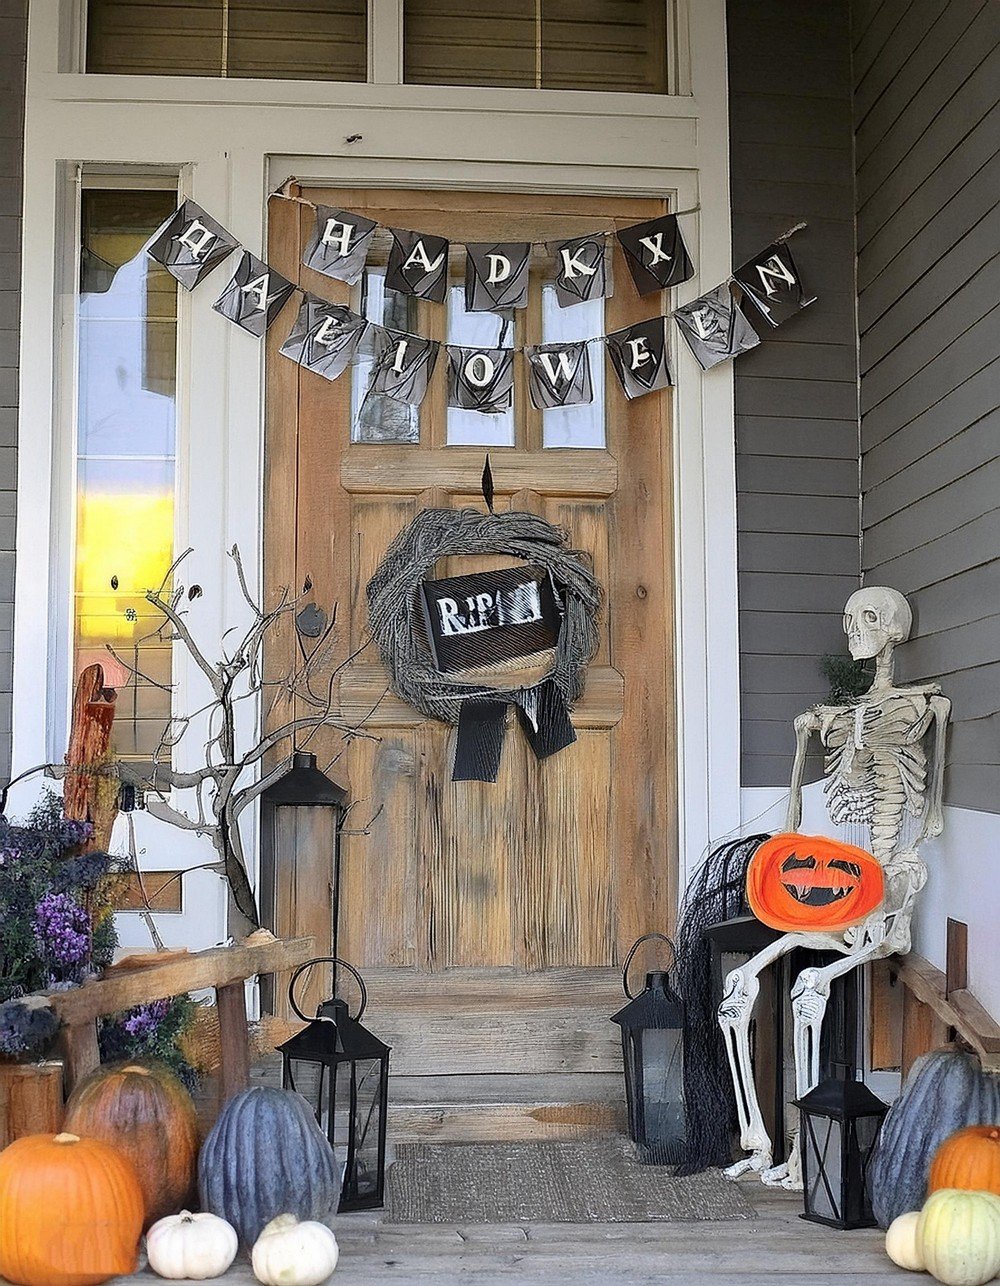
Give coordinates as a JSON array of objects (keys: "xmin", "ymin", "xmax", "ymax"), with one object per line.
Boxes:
[
  {"xmin": 302, "ymin": 204, "xmax": 378, "ymax": 285},
  {"xmin": 452, "ymin": 680, "xmax": 577, "ymax": 783},
  {"xmin": 385, "ymin": 228, "xmax": 449, "ymax": 302},
  {"xmin": 279, "ymin": 294, "xmax": 368, "ymax": 381},
  {"xmin": 447, "ymin": 346, "xmax": 515, "ymax": 414},
  {"xmin": 550, "ymin": 234, "xmax": 611, "ymax": 308},
  {"xmin": 369, "ymin": 328, "xmax": 440, "ymax": 406},
  {"xmin": 606, "ymin": 317, "xmax": 672, "ymax": 399},
  {"xmin": 147, "ymin": 200, "xmax": 239, "ymax": 290},
  {"xmin": 212, "ymin": 251, "xmax": 296, "ymax": 336},
  {"xmin": 732, "ymin": 241, "xmax": 815, "ymax": 328},
  {"xmin": 524, "ymin": 341, "xmax": 593, "ymax": 410},
  {"xmin": 616, "ymin": 213, "xmax": 694, "ymax": 295},
  {"xmin": 465, "ymin": 242, "xmax": 531, "ymax": 312},
  {"xmin": 673, "ymin": 282, "xmax": 760, "ymax": 370}
]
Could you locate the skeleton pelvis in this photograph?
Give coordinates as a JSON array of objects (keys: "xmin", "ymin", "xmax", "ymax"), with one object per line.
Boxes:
[{"xmin": 747, "ymin": 833, "xmax": 885, "ymax": 932}]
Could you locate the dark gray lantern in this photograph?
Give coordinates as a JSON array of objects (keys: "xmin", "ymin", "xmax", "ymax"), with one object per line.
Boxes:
[
  {"xmin": 794, "ymin": 1074, "xmax": 888, "ymax": 1230},
  {"xmin": 279, "ymin": 957, "xmax": 391, "ymax": 1212},
  {"xmin": 611, "ymin": 933, "xmax": 686, "ymax": 1164}
]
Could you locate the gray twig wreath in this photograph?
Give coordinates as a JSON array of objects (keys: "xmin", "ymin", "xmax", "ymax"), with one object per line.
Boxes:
[{"xmin": 366, "ymin": 508, "xmax": 602, "ymax": 724}]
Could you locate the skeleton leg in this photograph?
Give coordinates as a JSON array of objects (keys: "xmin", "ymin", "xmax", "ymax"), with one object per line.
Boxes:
[{"xmin": 718, "ymin": 932, "xmax": 830, "ymax": 1179}]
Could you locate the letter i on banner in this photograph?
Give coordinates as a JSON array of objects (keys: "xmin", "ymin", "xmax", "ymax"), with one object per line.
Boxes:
[
  {"xmin": 146, "ymin": 199, "xmax": 240, "ymax": 289},
  {"xmin": 550, "ymin": 234, "xmax": 612, "ymax": 308},
  {"xmin": 465, "ymin": 243, "xmax": 531, "ymax": 312},
  {"xmin": 605, "ymin": 317, "xmax": 672, "ymax": 399},
  {"xmin": 302, "ymin": 204, "xmax": 379, "ymax": 285},
  {"xmin": 369, "ymin": 329, "xmax": 440, "ymax": 405},
  {"xmin": 213, "ymin": 250, "xmax": 296, "ymax": 337}
]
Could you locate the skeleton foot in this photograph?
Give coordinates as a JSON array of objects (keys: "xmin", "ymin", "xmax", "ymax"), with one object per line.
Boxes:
[
  {"xmin": 724, "ymin": 1149, "xmax": 772, "ymax": 1180},
  {"xmin": 762, "ymin": 1144, "xmax": 803, "ymax": 1190}
]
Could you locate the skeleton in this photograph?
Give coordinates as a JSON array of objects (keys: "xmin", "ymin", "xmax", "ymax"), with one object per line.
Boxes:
[{"xmin": 719, "ymin": 587, "xmax": 950, "ymax": 1187}]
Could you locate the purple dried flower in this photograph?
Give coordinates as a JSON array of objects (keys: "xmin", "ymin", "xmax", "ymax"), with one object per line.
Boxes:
[
  {"xmin": 32, "ymin": 892, "xmax": 91, "ymax": 968},
  {"xmin": 122, "ymin": 998, "xmax": 170, "ymax": 1039}
]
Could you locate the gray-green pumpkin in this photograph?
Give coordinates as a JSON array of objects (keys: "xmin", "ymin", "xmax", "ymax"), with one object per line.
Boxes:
[
  {"xmin": 870, "ymin": 1046, "xmax": 1000, "ymax": 1229},
  {"xmin": 198, "ymin": 1086, "xmax": 342, "ymax": 1245}
]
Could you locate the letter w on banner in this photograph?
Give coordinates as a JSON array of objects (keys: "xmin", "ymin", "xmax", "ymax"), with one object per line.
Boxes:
[
  {"xmin": 385, "ymin": 228, "xmax": 449, "ymax": 302},
  {"xmin": 465, "ymin": 242, "xmax": 531, "ymax": 312},
  {"xmin": 732, "ymin": 241, "xmax": 815, "ymax": 328},
  {"xmin": 550, "ymin": 235, "xmax": 612, "ymax": 308},
  {"xmin": 279, "ymin": 295, "xmax": 368, "ymax": 381},
  {"xmin": 447, "ymin": 346, "xmax": 515, "ymax": 414},
  {"xmin": 616, "ymin": 214, "xmax": 694, "ymax": 295},
  {"xmin": 147, "ymin": 199, "xmax": 239, "ymax": 289},
  {"xmin": 524, "ymin": 341, "xmax": 593, "ymax": 409},
  {"xmin": 302, "ymin": 204, "xmax": 379, "ymax": 285},
  {"xmin": 605, "ymin": 317, "xmax": 672, "ymax": 399},
  {"xmin": 213, "ymin": 251, "xmax": 296, "ymax": 337}
]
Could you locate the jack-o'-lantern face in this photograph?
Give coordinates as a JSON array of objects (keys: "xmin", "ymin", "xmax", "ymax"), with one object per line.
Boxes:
[{"xmin": 746, "ymin": 833, "xmax": 884, "ymax": 932}]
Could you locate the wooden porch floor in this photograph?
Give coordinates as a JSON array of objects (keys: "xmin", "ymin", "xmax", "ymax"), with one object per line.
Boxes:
[{"xmin": 114, "ymin": 1181, "xmax": 906, "ymax": 1285}]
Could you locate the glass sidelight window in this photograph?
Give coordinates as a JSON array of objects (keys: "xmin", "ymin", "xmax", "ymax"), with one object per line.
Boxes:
[{"xmin": 75, "ymin": 186, "xmax": 178, "ymax": 761}]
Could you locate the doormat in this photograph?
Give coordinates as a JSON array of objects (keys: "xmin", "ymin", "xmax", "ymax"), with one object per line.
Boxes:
[{"xmin": 385, "ymin": 1138, "xmax": 757, "ymax": 1224}]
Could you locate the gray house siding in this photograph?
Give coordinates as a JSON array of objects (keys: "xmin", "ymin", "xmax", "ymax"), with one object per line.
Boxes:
[
  {"xmin": 728, "ymin": 0, "xmax": 862, "ymax": 789},
  {"xmin": 852, "ymin": 0, "xmax": 1000, "ymax": 813},
  {"xmin": 0, "ymin": 0, "xmax": 25, "ymax": 782}
]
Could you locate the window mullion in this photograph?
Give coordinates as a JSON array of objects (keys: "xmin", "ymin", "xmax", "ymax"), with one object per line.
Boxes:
[{"xmin": 369, "ymin": 0, "xmax": 403, "ymax": 84}]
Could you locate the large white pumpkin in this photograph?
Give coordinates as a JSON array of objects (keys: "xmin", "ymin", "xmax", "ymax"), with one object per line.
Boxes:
[
  {"xmin": 251, "ymin": 1214, "xmax": 340, "ymax": 1286},
  {"xmin": 146, "ymin": 1210, "xmax": 239, "ymax": 1280},
  {"xmin": 917, "ymin": 1189, "xmax": 1000, "ymax": 1286}
]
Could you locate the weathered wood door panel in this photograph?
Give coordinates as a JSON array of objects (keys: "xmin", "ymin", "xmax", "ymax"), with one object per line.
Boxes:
[{"xmin": 265, "ymin": 187, "xmax": 676, "ymax": 1058}]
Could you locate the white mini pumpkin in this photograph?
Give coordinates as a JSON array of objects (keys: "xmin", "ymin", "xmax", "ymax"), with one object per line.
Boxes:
[
  {"xmin": 917, "ymin": 1188, "xmax": 1000, "ymax": 1286},
  {"xmin": 886, "ymin": 1210, "xmax": 926, "ymax": 1271},
  {"xmin": 146, "ymin": 1210, "xmax": 239, "ymax": 1280},
  {"xmin": 251, "ymin": 1214, "xmax": 340, "ymax": 1286}
]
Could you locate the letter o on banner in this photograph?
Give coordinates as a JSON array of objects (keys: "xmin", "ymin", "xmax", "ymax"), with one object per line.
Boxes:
[{"xmin": 464, "ymin": 352, "xmax": 496, "ymax": 388}]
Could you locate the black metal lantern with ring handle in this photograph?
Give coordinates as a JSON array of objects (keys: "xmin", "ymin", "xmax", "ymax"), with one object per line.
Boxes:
[
  {"xmin": 278, "ymin": 957, "xmax": 390, "ymax": 1212},
  {"xmin": 611, "ymin": 932, "xmax": 686, "ymax": 1165}
]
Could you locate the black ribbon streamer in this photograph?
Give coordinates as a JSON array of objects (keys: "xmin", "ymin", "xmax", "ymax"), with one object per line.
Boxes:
[{"xmin": 452, "ymin": 679, "xmax": 577, "ymax": 783}]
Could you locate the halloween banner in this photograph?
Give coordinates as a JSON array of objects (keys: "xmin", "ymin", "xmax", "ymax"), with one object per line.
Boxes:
[
  {"xmin": 147, "ymin": 199, "xmax": 239, "ymax": 290},
  {"xmin": 524, "ymin": 341, "xmax": 594, "ymax": 410},
  {"xmin": 606, "ymin": 317, "xmax": 672, "ymax": 399},
  {"xmin": 369, "ymin": 328, "xmax": 440, "ymax": 406},
  {"xmin": 447, "ymin": 345, "xmax": 515, "ymax": 414},
  {"xmin": 465, "ymin": 242, "xmax": 531, "ymax": 312},
  {"xmin": 279, "ymin": 295, "xmax": 369, "ymax": 381},
  {"xmin": 732, "ymin": 241, "xmax": 815, "ymax": 329},
  {"xmin": 616, "ymin": 213, "xmax": 694, "ymax": 296},
  {"xmin": 385, "ymin": 227, "xmax": 450, "ymax": 303},
  {"xmin": 302, "ymin": 205, "xmax": 379, "ymax": 285},
  {"xmin": 212, "ymin": 251, "xmax": 296, "ymax": 337},
  {"xmin": 673, "ymin": 282, "xmax": 761, "ymax": 370},
  {"xmin": 550, "ymin": 235, "xmax": 612, "ymax": 308}
]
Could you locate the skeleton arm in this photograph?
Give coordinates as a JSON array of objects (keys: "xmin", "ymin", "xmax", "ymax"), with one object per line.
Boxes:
[
  {"xmin": 922, "ymin": 693, "xmax": 951, "ymax": 838},
  {"xmin": 785, "ymin": 709, "xmax": 821, "ymax": 831}
]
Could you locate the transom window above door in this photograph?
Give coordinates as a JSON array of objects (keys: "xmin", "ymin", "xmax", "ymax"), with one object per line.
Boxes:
[{"xmin": 84, "ymin": 0, "xmax": 679, "ymax": 94}]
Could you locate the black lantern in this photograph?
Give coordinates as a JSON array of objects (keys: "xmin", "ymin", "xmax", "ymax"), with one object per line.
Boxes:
[
  {"xmin": 278, "ymin": 957, "xmax": 390, "ymax": 1212},
  {"xmin": 611, "ymin": 933, "xmax": 686, "ymax": 1164},
  {"xmin": 794, "ymin": 1074, "xmax": 888, "ymax": 1229},
  {"xmin": 258, "ymin": 751, "xmax": 347, "ymax": 1011}
]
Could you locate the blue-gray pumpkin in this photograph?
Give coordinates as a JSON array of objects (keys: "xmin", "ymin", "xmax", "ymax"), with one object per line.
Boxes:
[
  {"xmin": 870, "ymin": 1046, "xmax": 1000, "ymax": 1229},
  {"xmin": 197, "ymin": 1087, "xmax": 341, "ymax": 1245}
]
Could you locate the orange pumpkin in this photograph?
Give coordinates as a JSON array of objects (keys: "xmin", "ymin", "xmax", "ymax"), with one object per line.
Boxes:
[
  {"xmin": 63, "ymin": 1061, "xmax": 199, "ymax": 1227},
  {"xmin": 0, "ymin": 1132, "xmax": 144, "ymax": 1286},
  {"xmin": 746, "ymin": 833, "xmax": 884, "ymax": 932},
  {"xmin": 929, "ymin": 1126, "xmax": 1000, "ymax": 1197}
]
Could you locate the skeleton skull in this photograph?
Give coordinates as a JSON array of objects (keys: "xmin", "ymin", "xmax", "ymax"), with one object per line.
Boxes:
[{"xmin": 843, "ymin": 586, "xmax": 912, "ymax": 660}]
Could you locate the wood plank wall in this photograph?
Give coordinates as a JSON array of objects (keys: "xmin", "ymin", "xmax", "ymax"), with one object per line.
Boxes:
[
  {"xmin": 0, "ymin": 0, "xmax": 26, "ymax": 782},
  {"xmin": 728, "ymin": 0, "xmax": 862, "ymax": 789},
  {"xmin": 852, "ymin": 0, "xmax": 1000, "ymax": 813}
]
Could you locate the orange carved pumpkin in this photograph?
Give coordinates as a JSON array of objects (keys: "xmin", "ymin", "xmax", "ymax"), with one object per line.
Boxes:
[
  {"xmin": 63, "ymin": 1061, "xmax": 199, "ymax": 1228},
  {"xmin": 0, "ymin": 1132, "xmax": 144, "ymax": 1286},
  {"xmin": 929, "ymin": 1126, "xmax": 1000, "ymax": 1197},
  {"xmin": 746, "ymin": 833, "xmax": 884, "ymax": 932}
]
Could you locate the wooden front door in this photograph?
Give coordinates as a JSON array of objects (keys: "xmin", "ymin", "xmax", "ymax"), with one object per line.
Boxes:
[{"xmin": 265, "ymin": 186, "xmax": 676, "ymax": 1094}]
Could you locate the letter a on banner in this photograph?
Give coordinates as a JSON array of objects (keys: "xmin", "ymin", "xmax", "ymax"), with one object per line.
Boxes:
[
  {"xmin": 524, "ymin": 341, "xmax": 593, "ymax": 409},
  {"xmin": 213, "ymin": 250, "xmax": 296, "ymax": 337},
  {"xmin": 616, "ymin": 213, "xmax": 694, "ymax": 295},
  {"xmin": 549, "ymin": 235, "xmax": 611, "ymax": 308},
  {"xmin": 385, "ymin": 228, "xmax": 449, "ymax": 302},
  {"xmin": 147, "ymin": 199, "xmax": 239, "ymax": 290},
  {"xmin": 673, "ymin": 282, "xmax": 760, "ymax": 370},
  {"xmin": 302, "ymin": 204, "xmax": 379, "ymax": 285},
  {"xmin": 279, "ymin": 294, "xmax": 369, "ymax": 381},
  {"xmin": 447, "ymin": 346, "xmax": 515, "ymax": 413},
  {"xmin": 732, "ymin": 241, "xmax": 815, "ymax": 328},
  {"xmin": 605, "ymin": 317, "xmax": 672, "ymax": 399},
  {"xmin": 465, "ymin": 242, "xmax": 531, "ymax": 311}
]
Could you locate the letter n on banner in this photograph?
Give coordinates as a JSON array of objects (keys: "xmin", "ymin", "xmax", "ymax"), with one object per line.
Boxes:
[{"xmin": 732, "ymin": 241, "xmax": 815, "ymax": 328}]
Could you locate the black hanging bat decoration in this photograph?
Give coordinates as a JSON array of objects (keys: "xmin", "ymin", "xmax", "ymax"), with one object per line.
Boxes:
[{"xmin": 482, "ymin": 454, "xmax": 495, "ymax": 515}]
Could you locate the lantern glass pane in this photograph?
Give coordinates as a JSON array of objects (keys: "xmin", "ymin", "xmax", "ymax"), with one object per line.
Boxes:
[
  {"xmin": 334, "ymin": 1057, "xmax": 385, "ymax": 1207},
  {"xmin": 639, "ymin": 1027, "xmax": 685, "ymax": 1160},
  {"xmin": 286, "ymin": 1057, "xmax": 328, "ymax": 1126},
  {"xmin": 803, "ymin": 1113, "xmax": 842, "ymax": 1223}
]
